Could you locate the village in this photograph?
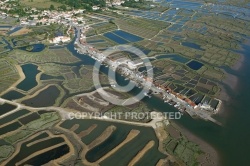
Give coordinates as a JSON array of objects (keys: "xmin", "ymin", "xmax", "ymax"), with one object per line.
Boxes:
[{"xmin": 0, "ymin": 0, "xmax": 222, "ymax": 124}]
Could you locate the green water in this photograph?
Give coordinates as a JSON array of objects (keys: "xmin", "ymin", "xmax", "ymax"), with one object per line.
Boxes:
[
  {"xmin": 0, "ymin": 121, "xmax": 22, "ymax": 135},
  {"xmin": 86, "ymin": 127, "xmax": 130, "ymax": 162},
  {"xmin": 22, "ymin": 144, "xmax": 69, "ymax": 166},
  {"xmin": 7, "ymin": 136, "xmax": 65, "ymax": 165},
  {"xmin": 65, "ymin": 36, "xmax": 250, "ymax": 165},
  {"xmin": 1, "ymin": 90, "xmax": 25, "ymax": 100},
  {"xmin": 0, "ymin": 109, "xmax": 30, "ymax": 126},
  {"xmin": 18, "ymin": 112, "xmax": 40, "ymax": 125},
  {"xmin": 0, "ymin": 103, "xmax": 16, "ymax": 116},
  {"xmin": 60, "ymin": 119, "xmax": 166, "ymax": 165},
  {"xmin": 139, "ymin": 41, "xmax": 250, "ymax": 166},
  {"xmin": 16, "ymin": 64, "xmax": 40, "ymax": 91},
  {"xmin": 0, "ymin": 33, "xmax": 248, "ymax": 165},
  {"xmin": 21, "ymin": 85, "xmax": 60, "ymax": 107}
]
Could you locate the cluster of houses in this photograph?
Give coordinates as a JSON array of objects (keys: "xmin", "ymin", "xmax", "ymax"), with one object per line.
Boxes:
[{"xmin": 19, "ymin": 9, "xmax": 86, "ymax": 26}]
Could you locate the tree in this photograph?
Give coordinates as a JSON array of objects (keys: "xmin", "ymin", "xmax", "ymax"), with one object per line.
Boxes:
[
  {"xmin": 59, "ymin": 5, "xmax": 67, "ymax": 11},
  {"xmin": 50, "ymin": 4, "xmax": 55, "ymax": 10}
]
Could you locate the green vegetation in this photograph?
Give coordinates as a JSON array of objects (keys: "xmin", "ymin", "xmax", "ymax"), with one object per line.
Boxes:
[
  {"xmin": 164, "ymin": 125, "xmax": 203, "ymax": 166},
  {"xmin": 107, "ymin": 102, "xmax": 151, "ymax": 122},
  {"xmin": 63, "ymin": 65, "xmax": 108, "ymax": 93},
  {"xmin": 0, "ymin": 59, "xmax": 19, "ymax": 93},
  {"xmin": 0, "ymin": 39, "xmax": 11, "ymax": 54},
  {"xmin": 31, "ymin": 24, "xmax": 68, "ymax": 39},
  {"xmin": 4, "ymin": 112, "xmax": 60, "ymax": 144},
  {"xmin": 92, "ymin": 22, "xmax": 117, "ymax": 35},
  {"xmin": 152, "ymin": 59, "xmax": 221, "ymax": 98},
  {"xmin": 86, "ymin": 35, "xmax": 116, "ymax": 50},
  {"xmin": 20, "ymin": 0, "xmax": 62, "ymax": 9},
  {"xmin": 121, "ymin": 0, "xmax": 150, "ymax": 9},
  {"xmin": 10, "ymin": 48, "xmax": 80, "ymax": 64},
  {"xmin": 0, "ymin": 145, "xmax": 14, "ymax": 162},
  {"xmin": 85, "ymin": 22, "xmax": 118, "ymax": 48},
  {"xmin": 51, "ymin": 0, "xmax": 105, "ymax": 11},
  {"xmin": 40, "ymin": 63, "xmax": 72, "ymax": 77},
  {"xmin": 26, "ymin": 112, "xmax": 60, "ymax": 130},
  {"xmin": 114, "ymin": 17, "xmax": 170, "ymax": 39},
  {"xmin": 40, "ymin": 64, "xmax": 108, "ymax": 93},
  {"xmin": 4, "ymin": 130, "xmax": 33, "ymax": 145}
]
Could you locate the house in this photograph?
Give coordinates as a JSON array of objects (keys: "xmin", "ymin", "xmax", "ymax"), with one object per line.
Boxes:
[
  {"xmin": 50, "ymin": 36, "xmax": 71, "ymax": 44},
  {"xmin": 92, "ymin": 6, "xmax": 100, "ymax": 10}
]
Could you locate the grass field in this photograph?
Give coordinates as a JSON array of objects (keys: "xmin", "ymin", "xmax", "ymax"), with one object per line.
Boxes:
[
  {"xmin": 0, "ymin": 59, "xmax": 19, "ymax": 93},
  {"xmin": 4, "ymin": 112, "xmax": 60, "ymax": 144},
  {"xmin": 0, "ymin": 145, "xmax": 14, "ymax": 162},
  {"xmin": 163, "ymin": 125, "xmax": 203, "ymax": 165},
  {"xmin": 10, "ymin": 48, "xmax": 80, "ymax": 64},
  {"xmin": 20, "ymin": 0, "xmax": 63, "ymax": 8}
]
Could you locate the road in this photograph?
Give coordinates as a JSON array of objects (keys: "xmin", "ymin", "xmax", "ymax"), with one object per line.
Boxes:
[
  {"xmin": 71, "ymin": 22, "xmax": 221, "ymax": 125},
  {"xmin": 0, "ymin": 98, "xmax": 71, "ymax": 120},
  {"xmin": 0, "ymin": 97, "xmax": 169, "ymax": 128}
]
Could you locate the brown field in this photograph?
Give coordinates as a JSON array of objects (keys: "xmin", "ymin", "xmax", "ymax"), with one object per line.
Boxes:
[
  {"xmin": 10, "ymin": 28, "xmax": 32, "ymax": 36},
  {"xmin": 128, "ymin": 140, "xmax": 155, "ymax": 166},
  {"xmin": 77, "ymin": 124, "xmax": 97, "ymax": 139},
  {"xmin": 20, "ymin": 0, "xmax": 62, "ymax": 8},
  {"xmin": 87, "ymin": 125, "xmax": 116, "ymax": 149},
  {"xmin": 69, "ymin": 124, "xmax": 79, "ymax": 132},
  {"xmin": 96, "ymin": 129, "xmax": 140, "ymax": 163}
]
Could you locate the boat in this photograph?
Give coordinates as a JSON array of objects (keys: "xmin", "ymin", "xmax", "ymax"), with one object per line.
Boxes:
[
  {"xmin": 144, "ymin": 92, "xmax": 152, "ymax": 98},
  {"xmin": 164, "ymin": 99, "xmax": 170, "ymax": 103}
]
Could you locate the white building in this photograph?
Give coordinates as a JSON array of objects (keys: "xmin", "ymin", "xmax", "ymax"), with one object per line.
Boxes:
[
  {"xmin": 92, "ymin": 6, "xmax": 100, "ymax": 10},
  {"xmin": 50, "ymin": 36, "xmax": 71, "ymax": 44}
]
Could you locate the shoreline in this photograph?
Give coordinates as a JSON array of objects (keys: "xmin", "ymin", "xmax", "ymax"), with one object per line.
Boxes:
[
  {"xmin": 171, "ymin": 122, "xmax": 220, "ymax": 166},
  {"xmin": 220, "ymin": 53, "xmax": 244, "ymax": 102},
  {"xmin": 218, "ymin": 39, "xmax": 250, "ymax": 116}
]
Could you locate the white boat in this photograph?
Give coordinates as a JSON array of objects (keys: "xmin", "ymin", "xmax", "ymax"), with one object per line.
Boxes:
[{"xmin": 144, "ymin": 92, "xmax": 152, "ymax": 98}]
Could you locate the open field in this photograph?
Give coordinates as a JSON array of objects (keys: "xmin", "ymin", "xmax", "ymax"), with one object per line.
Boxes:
[
  {"xmin": 94, "ymin": 8, "xmax": 248, "ymax": 68},
  {"xmin": 0, "ymin": 2, "xmax": 249, "ymax": 165},
  {"xmin": 10, "ymin": 48, "xmax": 80, "ymax": 64},
  {"xmin": 0, "ymin": 18, "xmax": 17, "ymax": 26},
  {"xmin": 151, "ymin": 59, "xmax": 221, "ymax": 103},
  {"xmin": 20, "ymin": 0, "xmax": 63, "ymax": 8},
  {"xmin": 163, "ymin": 124, "xmax": 203, "ymax": 165},
  {"xmin": 10, "ymin": 28, "xmax": 32, "ymax": 37},
  {"xmin": 86, "ymin": 35, "xmax": 116, "ymax": 50},
  {"xmin": 90, "ymin": 22, "xmax": 118, "ymax": 35},
  {"xmin": 62, "ymin": 65, "xmax": 109, "ymax": 94},
  {"xmin": 63, "ymin": 87, "xmax": 152, "ymax": 122},
  {"xmin": 114, "ymin": 17, "xmax": 170, "ymax": 39},
  {"xmin": 0, "ymin": 59, "xmax": 19, "ymax": 93},
  {"xmin": 0, "ymin": 145, "xmax": 14, "ymax": 162},
  {"xmin": 3, "ymin": 112, "xmax": 60, "ymax": 144}
]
